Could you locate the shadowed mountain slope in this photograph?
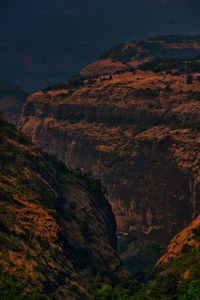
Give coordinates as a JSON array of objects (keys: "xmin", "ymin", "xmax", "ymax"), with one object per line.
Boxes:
[{"xmin": 0, "ymin": 115, "xmax": 129, "ymax": 299}]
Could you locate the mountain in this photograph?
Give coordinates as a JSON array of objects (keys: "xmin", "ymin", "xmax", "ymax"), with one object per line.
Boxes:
[
  {"xmin": 1, "ymin": 1, "xmax": 200, "ymax": 91},
  {"xmin": 81, "ymin": 35, "xmax": 200, "ymax": 76},
  {"xmin": 0, "ymin": 115, "xmax": 130, "ymax": 299},
  {"xmin": 0, "ymin": 81, "xmax": 28, "ymax": 126},
  {"xmin": 19, "ymin": 34, "xmax": 200, "ymax": 273}
]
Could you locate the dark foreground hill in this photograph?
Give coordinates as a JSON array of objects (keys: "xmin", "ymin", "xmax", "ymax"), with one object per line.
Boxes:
[{"xmin": 0, "ymin": 115, "xmax": 130, "ymax": 299}]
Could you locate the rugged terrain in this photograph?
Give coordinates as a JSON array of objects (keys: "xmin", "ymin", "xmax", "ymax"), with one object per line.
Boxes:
[
  {"xmin": 0, "ymin": 81, "xmax": 28, "ymax": 126},
  {"xmin": 0, "ymin": 115, "xmax": 130, "ymax": 299},
  {"xmin": 19, "ymin": 35, "xmax": 200, "ymax": 272}
]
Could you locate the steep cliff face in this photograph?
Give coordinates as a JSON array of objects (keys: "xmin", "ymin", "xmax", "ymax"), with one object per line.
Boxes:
[
  {"xmin": 19, "ymin": 36, "xmax": 200, "ymax": 255},
  {"xmin": 0, "ymin": 116, "xmax": 129, "ymax": 299},
  {"xmin": 0, "ymin": 81, "xmax": 28, "ymax": 126}
]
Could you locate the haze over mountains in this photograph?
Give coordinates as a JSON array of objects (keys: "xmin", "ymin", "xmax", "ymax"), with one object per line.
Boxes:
[{"xmin": 1, "ymin": 0, "xmax": 200, "ymax": 91}]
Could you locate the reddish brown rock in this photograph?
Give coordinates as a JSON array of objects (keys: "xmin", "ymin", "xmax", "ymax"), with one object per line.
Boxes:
[{"xmin": 19, "ymin": 36, "xmax": 200, "ymax": 252}]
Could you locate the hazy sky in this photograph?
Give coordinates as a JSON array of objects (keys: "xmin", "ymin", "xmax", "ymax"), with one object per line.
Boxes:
[{"xmin": 0, "ymin": 0, "xmax": 200, "ymax": 91}]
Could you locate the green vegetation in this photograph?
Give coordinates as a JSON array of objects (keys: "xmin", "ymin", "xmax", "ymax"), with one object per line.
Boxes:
[
  {"xmin": 87, "ymin": 244, "xmax": 200, "ymax": 299},
  {"xmin": 87, "ymin": 275, "xmax": 137, "ymax": 300},
  {"xmin": 131, "ymin": 245, "xmax": 200, "ymax": 299},
  {"xmin": 87, "ymin": 283, "xmax": 127, "ymax": 300},
  {"xmin": 88, "ymin": 246, "xmax": 200, "ymax": 300},
  {"xmin": 87, "ymin": 230, "xmax": 200, "ymax": 299},
  {"xmin": 0, "ymin": 275, "xmax": 50, "ymax": 300},
  {"xmin": 179, "ymin": 279, "xmax": 200, "ymax": 299}
]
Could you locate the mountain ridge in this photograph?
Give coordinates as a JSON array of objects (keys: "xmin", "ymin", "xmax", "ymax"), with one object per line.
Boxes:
[{"xmin": 19, "ymin": 34, "xmax": 200, "ymax": 274}]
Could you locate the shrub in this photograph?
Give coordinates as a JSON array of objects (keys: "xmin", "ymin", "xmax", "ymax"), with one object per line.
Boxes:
[
  {"xmin": 0, "ymin": 275, "xmax": 51, "ymax": 300},
  {"xmin": 179, "ymin": 279, "xmax": 200, "ymax": 299},
  {"xmin": 87, "ymin": 284, "xmax": 124, "ymax": 300}
]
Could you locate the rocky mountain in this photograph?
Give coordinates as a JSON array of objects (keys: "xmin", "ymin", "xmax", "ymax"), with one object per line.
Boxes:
[
  {"xmin": 0, "ymin": 115, "xmax": 130, "ymax": 299},
  {"xmin": 0, "ymin": 81, "xmax": 28, "ymax": 126},
  {"xmin": 81, "ymin": 35, "xmax": 200, "ymax": 76},
  {"xmin": 19, "ymin": 35, "xmax": 200, "ymax": 273}
]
